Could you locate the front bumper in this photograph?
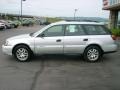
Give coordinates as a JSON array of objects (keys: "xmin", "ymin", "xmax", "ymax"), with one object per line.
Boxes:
[{"xmin": 2, "ymin": 45, "xmax": 13, "ymax": 55}]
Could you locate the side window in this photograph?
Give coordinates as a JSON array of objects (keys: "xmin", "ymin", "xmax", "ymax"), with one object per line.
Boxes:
[
  {"xmin": 65, "ymin": 25, "xmax": 85, "ymax": 36},
  {"xmin": 78, "ymin": 25, "xmax": 86, "ymax": 35},
  {"xmin": 43, "ymin": 25, "xmax": 63, "ymax": 37},
  {"xmin": 95, "ymin": 26, "xmax": 109, "ymax": 35},
  {"xmin": 83, "ymin": 25, "xmax": 109, "ymax": 35},
  {"xmin": 84, "ymin": 25, "xmax": 97, "ymax": 35}
]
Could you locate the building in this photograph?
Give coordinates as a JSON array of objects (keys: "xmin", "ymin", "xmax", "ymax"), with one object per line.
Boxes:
[{"xmin": 103, "ymin": 0, "xmax": 120, "ymax": 28}]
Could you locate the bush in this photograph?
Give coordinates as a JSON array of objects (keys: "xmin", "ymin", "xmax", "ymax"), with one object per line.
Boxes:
[
  {"xmin": 46, "ymin": 17, "xmax": 62, "ymax": 23},
  {"xmin": 43, "ymin": 22, "xmax": 50, "ymax": 25},
  {"xmin": 111, "ymin": 29, "xmax": 120, "ymax": 36}
]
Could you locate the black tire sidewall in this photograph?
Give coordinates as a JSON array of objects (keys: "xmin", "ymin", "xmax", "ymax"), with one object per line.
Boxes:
[
  {"xmin": 13, "ymin": 45, "xmax": 31, "ymax": 62},
  {"xmin": 83, "ymin": 46, "xmax": 102, "ymax": 62}
]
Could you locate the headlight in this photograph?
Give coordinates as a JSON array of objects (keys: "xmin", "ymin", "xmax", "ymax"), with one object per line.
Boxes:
[{"xmin": 4, "ymin": 41, "xmax": 12, "ymax": 46}]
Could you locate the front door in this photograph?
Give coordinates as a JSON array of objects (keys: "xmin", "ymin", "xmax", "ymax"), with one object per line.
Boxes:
[{"xmin": 34, "ymin": 25, "xmax": 64, "ymax": 54}]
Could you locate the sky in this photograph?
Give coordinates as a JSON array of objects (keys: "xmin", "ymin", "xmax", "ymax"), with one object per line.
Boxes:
[{"xmin": 0, "ymin": 0, "xmax": 109, "ymax": 18}]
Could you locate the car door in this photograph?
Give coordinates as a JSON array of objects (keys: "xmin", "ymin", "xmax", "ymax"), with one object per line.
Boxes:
[
  {"xmin": 34, "ymin": 25, "xmax": 64, "ymax": 54},
  {"xmin": 64, "ymin": 24, "xmax": 88, "ymax": 54}
]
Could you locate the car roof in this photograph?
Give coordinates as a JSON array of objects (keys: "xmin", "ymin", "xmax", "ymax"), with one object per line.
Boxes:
[{"xmin": 51, "ymin": 21, "xmax": 105, "ymax": 26}]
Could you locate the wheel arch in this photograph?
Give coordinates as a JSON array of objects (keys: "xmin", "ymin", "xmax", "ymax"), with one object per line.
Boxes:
[
  {"xmin": 12, "ymin": 43, "xmax": 33, "ymax": 55},
  {"xmin": 84, "ymin": 44, "xmax": 104, "ymax": 53}
]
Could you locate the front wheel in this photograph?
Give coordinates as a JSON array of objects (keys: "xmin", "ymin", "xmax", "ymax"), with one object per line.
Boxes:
[
  {"xmin": 13, "ymin": 45, "xmax": 31, "ymax": 62},
  {"xmin": 83, "ymin": 46, "xmax": 103, "ymax": 62}
]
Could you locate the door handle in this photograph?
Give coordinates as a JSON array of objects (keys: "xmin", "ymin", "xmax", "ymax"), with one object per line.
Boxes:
[
  {"xmin": 83, "ymin": 39, "xmax": 88, "ymax": 41},
  {"xmin": 56, "ymin": 39, "xmax": 61, "ymax": 42}
]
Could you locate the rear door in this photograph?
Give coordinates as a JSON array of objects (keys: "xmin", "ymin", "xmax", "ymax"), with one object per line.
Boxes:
[
  {"xmin": 82, "ymin": 25, "xmax": 112, "ymax": 50},
  {"xmin": 64, "ymin": 24, "xmax": 88, "ymax": 54}
]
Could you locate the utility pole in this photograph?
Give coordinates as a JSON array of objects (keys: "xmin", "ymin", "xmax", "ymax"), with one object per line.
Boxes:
[
  {"xmin": 74, "ymin": 9, "xmax": 78, "ymax": 20},
  {"xmin": 21, "ymin": 0, "xmax": 26, "ymax": 25}
]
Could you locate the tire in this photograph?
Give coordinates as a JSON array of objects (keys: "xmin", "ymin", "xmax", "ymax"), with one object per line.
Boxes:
[
  {"xmin": 13, "ymin": 45, "xmax": 31, "ymax": 62},
  {"xmin": 15, "ymin": 25, "xmax": 18, "ymax": 28},
  {"xmin": 83, "ymin": 46, "xmax": 102, "ymax": 62}
]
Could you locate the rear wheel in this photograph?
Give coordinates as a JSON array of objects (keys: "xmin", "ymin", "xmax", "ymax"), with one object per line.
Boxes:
[
  {"xmin": 13, "ymin": 45, "xmax": 31, "ymax": 62},
  {"xmin": 83, "ymin": 46, "xmax": 103, "ymax": 62}
]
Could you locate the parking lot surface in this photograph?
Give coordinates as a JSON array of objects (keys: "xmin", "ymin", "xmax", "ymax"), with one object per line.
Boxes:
[{"xmin": 0, "ymin": 25, "xmax": 120, "ymax": 90}]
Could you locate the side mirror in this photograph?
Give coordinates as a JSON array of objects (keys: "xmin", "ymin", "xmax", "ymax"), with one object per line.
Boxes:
[{"xmin": 39, "ymin": 34, "xmax": 45, "ymax": 38}]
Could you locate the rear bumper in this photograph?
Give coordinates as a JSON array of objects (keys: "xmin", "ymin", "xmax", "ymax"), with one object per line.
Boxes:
[{"xmin": 102, "ymin": 44, "xmax": 118, "ymax": 53}]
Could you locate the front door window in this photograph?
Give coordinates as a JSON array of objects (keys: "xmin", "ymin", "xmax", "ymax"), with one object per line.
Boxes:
[{"xmin": 43, "ymin": 25, "xmax": 64, "ymax": 37}]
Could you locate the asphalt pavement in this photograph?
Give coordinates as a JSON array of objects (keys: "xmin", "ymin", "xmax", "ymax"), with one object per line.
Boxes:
[{"xmin": 0, "ymin": 25, "xmax": 120, "ymax": 90}]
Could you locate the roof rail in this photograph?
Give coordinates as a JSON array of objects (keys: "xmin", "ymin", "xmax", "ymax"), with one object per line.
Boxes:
[{"xmin": 65, "ymin": 20, "xmax": 100, "ymax": 23}]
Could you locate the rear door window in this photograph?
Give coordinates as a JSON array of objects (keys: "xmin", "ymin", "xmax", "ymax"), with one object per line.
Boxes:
[{"xmin": 65, "ymin": 25, "xmax": 86, "ymax": 36}]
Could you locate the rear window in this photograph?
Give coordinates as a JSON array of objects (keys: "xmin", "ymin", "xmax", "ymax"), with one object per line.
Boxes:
[{"xmin": 83, "ymin": 25, "xmax": 110, "ymax": 35}]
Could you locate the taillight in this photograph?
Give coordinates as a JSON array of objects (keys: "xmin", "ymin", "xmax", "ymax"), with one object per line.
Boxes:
[{"xmin": 111, "ymin": 35, "xmax": 117, "ymax": 40}]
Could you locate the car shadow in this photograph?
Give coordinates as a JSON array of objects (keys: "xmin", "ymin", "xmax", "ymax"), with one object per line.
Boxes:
[
  {"xmin": 32, "ymin": 54, "xmax": 83, "ymax": 61},
  {"xmin": 5, "ymin": 54, "xmax": 111, "ymax": 65},
  {"xmin": 32, "ymin": 54, "xmax": 110, "ymax": 63}
]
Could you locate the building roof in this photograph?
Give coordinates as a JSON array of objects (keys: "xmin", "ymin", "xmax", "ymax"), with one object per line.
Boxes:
[
  {"xmin": 103, "ymin": 0, "xmax": 120, "ymax": 10},
  {"xmin": 103, "ymin": 3, "xmax": 120, "ymax": 10}
]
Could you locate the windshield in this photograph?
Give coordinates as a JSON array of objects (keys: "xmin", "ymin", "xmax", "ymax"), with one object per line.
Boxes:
[{"xmin": 32, "ymin": 25, "xmax": 51, "ymax": 37}]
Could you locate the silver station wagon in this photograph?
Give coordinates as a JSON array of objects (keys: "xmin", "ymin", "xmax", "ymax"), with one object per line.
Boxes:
[{"xmin": 2, "ymin": 21, "xmax": 118, "ymax": 62}]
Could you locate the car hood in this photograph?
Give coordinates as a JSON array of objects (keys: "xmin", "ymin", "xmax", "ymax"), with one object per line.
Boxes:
[{"xmin": 7, "ymin": 34, "xmax": 30, "ymax": 41}]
